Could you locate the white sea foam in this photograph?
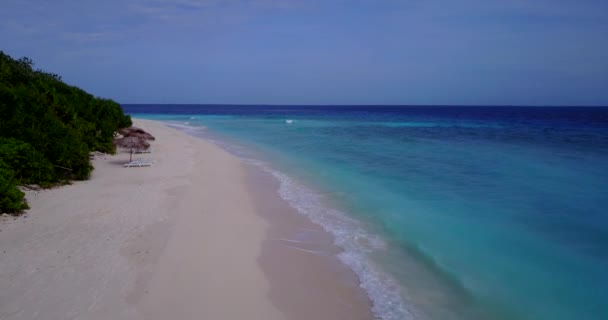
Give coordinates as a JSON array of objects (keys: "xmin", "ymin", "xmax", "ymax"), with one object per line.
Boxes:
[
  {"xmin": 259, "ymin": 166, "xmax": 416, "ymax": 320},
  {"xmin": 163, "ymin": 121, "xmax": 206, "ymax": 133}
]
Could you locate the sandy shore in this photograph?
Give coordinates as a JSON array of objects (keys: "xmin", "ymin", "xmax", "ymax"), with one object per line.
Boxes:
[{"xmin": 0, "ymin": 119, "xmax": 372, "ymax": 320}]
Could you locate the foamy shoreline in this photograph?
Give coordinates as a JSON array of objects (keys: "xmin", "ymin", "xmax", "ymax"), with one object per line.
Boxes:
[{"xmin": 0, "ymin": 119, "xmax": 372, "ymax": 320}]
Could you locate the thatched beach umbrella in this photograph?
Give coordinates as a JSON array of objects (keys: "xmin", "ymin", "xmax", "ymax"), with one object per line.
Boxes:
[
  {"xmin": 118, "ymin": 127, "xmax": 155, "ymax": 141},
  {"xmin": 114, "ymin": 136, "xmax": 150, "ymax": 162},
  {"xmin": 128, "ymin": 131, "xmax": 155, "ymax": 142}
]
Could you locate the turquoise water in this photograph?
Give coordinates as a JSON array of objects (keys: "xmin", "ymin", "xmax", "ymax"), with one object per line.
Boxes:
[{"xmin": 129, "ymin": 106, "xmax": 608, "ymax": 320}]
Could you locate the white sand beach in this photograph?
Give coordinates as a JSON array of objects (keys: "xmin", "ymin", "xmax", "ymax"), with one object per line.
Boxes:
[{"xmin": 0, "ymin": 120, "xmax": 371, "ymax": 320}]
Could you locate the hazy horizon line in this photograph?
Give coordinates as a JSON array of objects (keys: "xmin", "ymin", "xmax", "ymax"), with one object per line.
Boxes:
[{"xmin": 120, "ymin": 103, "xmax": 608, "ymax": 108}]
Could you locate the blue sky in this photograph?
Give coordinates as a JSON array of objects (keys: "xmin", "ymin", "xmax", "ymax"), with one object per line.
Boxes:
[{"xmin": 1, "ymin": 0, "xmax": 607, "ymax": 105}]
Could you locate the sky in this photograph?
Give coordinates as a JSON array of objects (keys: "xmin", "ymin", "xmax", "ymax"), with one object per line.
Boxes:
[{"xmin": 1, "ymin": 0, "xmax": 607, "ymax": 106}]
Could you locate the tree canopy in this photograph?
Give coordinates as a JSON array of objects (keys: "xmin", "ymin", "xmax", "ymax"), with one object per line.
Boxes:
[{"xmin": 0, "ymin": 51, "xmax": 132, "ymax": 214}]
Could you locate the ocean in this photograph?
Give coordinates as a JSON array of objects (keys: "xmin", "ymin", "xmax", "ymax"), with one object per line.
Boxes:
[{"xmin": 123, "ymin": 105, "xmax": 608, "ymax": 320}]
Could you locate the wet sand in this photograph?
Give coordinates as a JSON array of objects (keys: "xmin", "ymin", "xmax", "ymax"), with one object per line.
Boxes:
[{"xmin": 247, "ymin": 164, "xmax": 373, "ymax": 320}]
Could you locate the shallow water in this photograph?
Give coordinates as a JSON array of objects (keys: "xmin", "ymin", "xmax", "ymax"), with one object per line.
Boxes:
[{"xmin": 128, "ymin": 105, "xmax": 608, "ymax": 320}]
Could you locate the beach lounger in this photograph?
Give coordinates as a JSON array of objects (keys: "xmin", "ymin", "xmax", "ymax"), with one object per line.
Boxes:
[{"xmin": 123, "ymin": 160, "xmax": 154, "ymax": 167}]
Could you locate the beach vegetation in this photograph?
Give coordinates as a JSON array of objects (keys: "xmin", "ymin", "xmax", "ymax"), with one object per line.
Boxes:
[
  {"xmin": 0, "ymin": 138, "xmax": 55, "ymax": 186},
  {"xmin": 0, "ymin": 160, "xmax": 29, "ymax": 214},
  {"xmin": 0, "ymin": 51, "xmax": 131, "ymax": 214}
]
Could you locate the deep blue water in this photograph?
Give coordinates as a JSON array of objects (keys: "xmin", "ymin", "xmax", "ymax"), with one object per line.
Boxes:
[{"xmin": 124, "ymin": 105, "xmax": 608, "ymax": 320}]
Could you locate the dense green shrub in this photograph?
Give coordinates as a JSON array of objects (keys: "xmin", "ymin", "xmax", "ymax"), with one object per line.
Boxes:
[
  {"xmin": 0, "ymin": 51, "xmax": 131, "ymax": 213},
  {"xmin": 0, "ymin": 138, "xmax": 55, "ymax": 185},
  {"xmin": 0, "ymin": 160, "xmax": 28, "ymax": 214}
]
